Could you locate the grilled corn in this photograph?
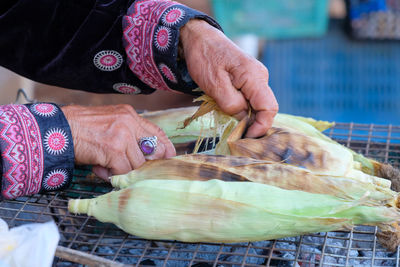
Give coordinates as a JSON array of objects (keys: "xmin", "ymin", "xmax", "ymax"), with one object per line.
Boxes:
[
  {"xmin": 111, "ymin": 154, "xmax": 394, "ymax": 205},
  {"xmin": 69, "ymin": 179, "xmax": 400, "ymax": 244},
  {"xmin": 142, "ymin": 99, "xmax": 400, "ymax": 189}
]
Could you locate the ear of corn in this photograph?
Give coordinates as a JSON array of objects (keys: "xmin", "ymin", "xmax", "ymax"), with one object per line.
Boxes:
[
  {"xmin": 226, "ymin": 126, "xmax": 392, "ymax": 189},
  {"xmin": 111, "ymin": 154, "xmax": 396, "ymax": 206},
  {"xmin": 69, "ymin": 179, "xmax": 400, "ymax": 243},
  {"xmin": 281, "ymin": 114, "xmax": 335, "ymax": 132},
  {"xmin": 142, "ymin": 96, "xmax": 399, "ymax": 189},
  {"xmin": 86, "ymin": 98, "xmax": 400, "ymax": 251},
  {"xmin": 229, "ymin": 113, "xmax": 400, "ymax": 189},
  {"xmin": 274, "ymin": 113, "xmax": 334, "ymax": 137},
  {"xmin": 228, "ymin": 126, "xmax": 355, "ymax": 175},
  {"xmin": 274, "ymin": 113, "xmax": 399, "ymax": 186}
]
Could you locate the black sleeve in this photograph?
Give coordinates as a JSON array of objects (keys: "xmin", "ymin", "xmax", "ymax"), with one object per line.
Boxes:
[
  {"xmin": 0, "ymin": 0, "xmax": 222, "ymax": 95},
  {"xmin": 0, "ymin": 103, "xmax": 74, "ymax": 199}
]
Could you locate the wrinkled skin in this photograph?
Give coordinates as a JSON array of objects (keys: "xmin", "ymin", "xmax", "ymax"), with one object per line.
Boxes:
[
  {"xmin": 62, "ymin": 105, "xmax": 176, "ymax": 179},
  {"xmin": 63, "ymin": 19, "xmax": 278, "ymax": 179},
  {"xmin": 181, "ymin": 20, "xmax": 278, "ymax": 138}
]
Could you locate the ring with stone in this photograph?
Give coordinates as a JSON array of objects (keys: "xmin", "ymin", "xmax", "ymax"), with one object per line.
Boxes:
[{"xmin": 139, "ymin": 136, "xmax": 158, "ymax": 156}]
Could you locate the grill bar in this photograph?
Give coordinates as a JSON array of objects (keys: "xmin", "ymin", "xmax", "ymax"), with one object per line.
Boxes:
[{"xmin": 1, "ymin": 123, "xmax": 400, "ymax": 266}]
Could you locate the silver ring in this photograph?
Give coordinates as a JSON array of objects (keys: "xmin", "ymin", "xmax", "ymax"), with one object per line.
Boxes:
[{"xmin": 139, "ymin": 136, "xmax": 158, "ymax": 156}]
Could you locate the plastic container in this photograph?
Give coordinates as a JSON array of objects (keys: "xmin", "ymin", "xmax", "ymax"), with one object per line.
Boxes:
[
  {"xmin": 211, "ymin": 0, "xmax": 329, "ymax": 39},
  {"xmin": 262, "ymin": 20, "xmax": 400, "ymax": 124}
]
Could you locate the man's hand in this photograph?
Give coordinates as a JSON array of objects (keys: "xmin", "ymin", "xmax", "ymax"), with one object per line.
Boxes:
[
  {"xmin": 61, "ymin": 105, "xmax": 176, "ymax": 180},
  {"xmin": 180, "ymin": 20, "xmax": 279, "ymax": 138}
]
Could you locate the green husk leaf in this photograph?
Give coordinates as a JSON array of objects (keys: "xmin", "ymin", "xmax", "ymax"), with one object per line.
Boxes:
[{"xmin": 69, "ymin": 179, "xmax": 400, "ymax": 243}]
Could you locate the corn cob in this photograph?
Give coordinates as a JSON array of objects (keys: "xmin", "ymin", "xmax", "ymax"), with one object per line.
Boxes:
[
  {"xmin": 273, "ymin": 113, "xmax": 399, "ymax": 188},
  {"xmin": 227, "ymin": 119, "xmax": 386, "ymax": 185},
  {"xmin": 69, "ymin": 179, "xmax": 400, "ymax": 244},
  {"xmin": 133, "ymin": 99, "xmax": 400, "ymax": 250},
  {"xmin": 227, "ymin": 113, "xmax": 400, "ymax": 190},
  {"xmin": 111, "ymin": 154, "xmax": 395, "ymax": 206},
  {"xmin": 142, "ymin": 99, "xmax": 400, "ymax": 190}
]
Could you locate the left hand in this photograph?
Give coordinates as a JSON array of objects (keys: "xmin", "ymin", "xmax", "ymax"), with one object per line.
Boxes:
[
  {"xmin": 180, "ymin": 20, "xmax": 279, "ymax": 138},
  {"xmin": 61, "ymin": 105, "xmax": 176, "ymax": 180}
]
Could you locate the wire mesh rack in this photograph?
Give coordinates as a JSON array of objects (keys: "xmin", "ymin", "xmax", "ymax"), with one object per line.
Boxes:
[
  {"xmin": 262, "ymin": 19, "xmax": 400, "ymax": 125},
  {"xmin": 1, "ymin": 122, "xmax": 400, "ymax": 266}
]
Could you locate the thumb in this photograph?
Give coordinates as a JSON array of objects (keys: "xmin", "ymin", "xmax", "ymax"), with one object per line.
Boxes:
[{"xmin": 92, "ymin": 165, "xmax": 112, "ymax": 181}]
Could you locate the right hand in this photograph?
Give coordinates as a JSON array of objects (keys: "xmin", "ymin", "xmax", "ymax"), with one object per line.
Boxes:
[
  {"xmin": 180, "ymin": 19, "xmax": 279, "ymax": 138},
  {"xmin": 61, "ymin": 104, "xmax": 176, "ymax": 180}
]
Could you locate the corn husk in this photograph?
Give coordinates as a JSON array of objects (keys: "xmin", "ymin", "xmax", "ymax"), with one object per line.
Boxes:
[
  {"xmin": 69, "ymin": 179, "xmax": 400, "ymax": 244},
  {"xmin": 111, "ymin": 154, "xmax": 396, "ymax": 207},
  {"xmin": 272, "ymin": 113, "xmax": 399, "ymax": 189},
  {"xmin": 141, "ymin": 107, "xmax": 215, "ymax": 144},
  {"xmin": 226, "ymin": 119, "xmax": 390, "ymax": 187},
  {"xmin": 287, "ymin": 114, "xmax": 335, "ymax": 132},
  {"xmin": 94, "ymin": 98, "xmax": 400, "ymax": 250},
  {"xmin": 142, "ymin": 96, "xmax": 399, "ymax": 189},
  {"xmin": 229, "ymin": 113, "xmax": 400, "ymax": 190}
]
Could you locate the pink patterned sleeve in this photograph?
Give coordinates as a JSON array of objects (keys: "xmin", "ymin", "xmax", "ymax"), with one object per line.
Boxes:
[
  {"xmin": 0, "ymin": 103, "xmax": 74, "ymax": 200},
  {"xmin": 122, "ymin": 0, "xmax": 222, "ymax": 95}
]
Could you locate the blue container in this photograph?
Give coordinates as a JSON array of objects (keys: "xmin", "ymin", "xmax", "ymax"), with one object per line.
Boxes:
[
  {"xmin": 347, "ymin": 0, "xmax": 400, "ymax": 40},
  {"xmin": 211, "ymin": 0, "xmax": 329, "ymax": 39},
  {"xmin": 262, "ymin": 20, "xmax": 400, "ymax": 124}
]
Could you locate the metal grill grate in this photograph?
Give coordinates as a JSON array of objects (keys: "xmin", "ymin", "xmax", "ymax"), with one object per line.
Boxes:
[{"xmin": 1, "ymin": 123, "xmax": 400, "ymax": 266}]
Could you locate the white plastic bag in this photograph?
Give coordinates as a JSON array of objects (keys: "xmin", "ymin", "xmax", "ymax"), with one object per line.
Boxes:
[{"xmin": 0, "ymin": 218, "xmax": 59, "ymax": 267}]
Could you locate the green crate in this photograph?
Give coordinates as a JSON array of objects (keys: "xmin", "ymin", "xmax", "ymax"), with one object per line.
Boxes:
[{"xmin": 211, "ymin": 0, "xmax": 329, "ymax": 39}]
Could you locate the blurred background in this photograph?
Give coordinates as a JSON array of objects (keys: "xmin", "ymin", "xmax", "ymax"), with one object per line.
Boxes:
[{"xmin": 1, "ymin": 0, "xmax": 399, "ymax": 123}]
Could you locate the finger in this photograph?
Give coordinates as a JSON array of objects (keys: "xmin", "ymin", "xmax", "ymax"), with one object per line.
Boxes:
[
  {"xmin": 233, "ymin": 110, "xmax": 248, "ymax": 121},
  {"xmin": 156, "ymin": 132, "xmax": 176, "ymax": 158},
  {"xmin": 139, "ymin": 122, "xmax": 176, "ymax": 159},
  {"xmin": 207, "ymin": 71, "xmax": 248, "ymax": 116},
  {"xmin": 164, "ymin": 139, "xmax": 176, "ymax": 158},
  {"xmin": 127, "ymin": 141, "xmax": 146, "ymax": 169},
  {"xmin": 246, "ymin": 117, "xmax": 272, "ymax": 138},
  {"xmin": 241, "ymin": 82, "xmax": 278, "ymax": 138},
  {"xmin": 245, "ymin": 97, "xmax": 278, "ymax": 137},
  {"xmin": 245, "ymin": 105, "xmax": 278, "ymax": 138},
  {"xmin": 92, "ymin": 165, "xmax": 112, "ymax": 181},
  {"xmin": 109, "ymin": 156, "xmax": 133, "ymax": 176},
  {"xmin": 141, "ymin": 137, "xmax": 166, "ymax": 161}
]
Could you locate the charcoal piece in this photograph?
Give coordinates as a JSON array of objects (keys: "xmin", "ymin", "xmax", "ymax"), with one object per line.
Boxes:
[{"xmin": 140, "ymin": 259, "xmax": 156, "ymax": 266}]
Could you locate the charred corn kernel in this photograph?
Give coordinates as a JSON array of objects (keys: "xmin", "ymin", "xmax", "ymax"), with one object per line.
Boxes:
[
  {"xmin": 69, "ymin": 179, "xmax": 400, "ymax": 243},
  {"xmin": 111, "ymin": 154, "xmax": 396, "ymax": 206}
]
